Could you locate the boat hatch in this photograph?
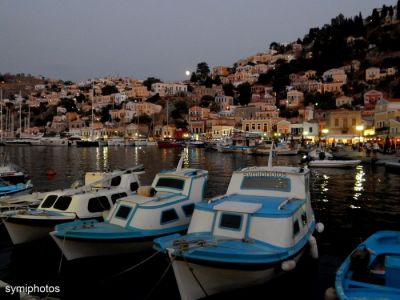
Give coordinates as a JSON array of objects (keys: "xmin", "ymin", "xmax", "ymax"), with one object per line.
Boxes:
[{"xmin": 213, "ymin": 201, "xmax": 262, "ymax": 214}]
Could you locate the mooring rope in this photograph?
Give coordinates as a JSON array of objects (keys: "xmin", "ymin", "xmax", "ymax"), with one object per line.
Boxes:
[
  {"xmin": 110, "ymin": 249, "xmax": 162, "ymax": 278},
  {"xmin": 143, "ymin": 258, "xmax": 173, "ymax": 300}
]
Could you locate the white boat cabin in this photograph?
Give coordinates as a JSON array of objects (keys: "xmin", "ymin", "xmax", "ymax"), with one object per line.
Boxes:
[
  {"xmin": 187, "ymin": 166, "xmax": 315, "ymax": 248},
  {"xmin": 105, "ymin": 168, "xmax": 208, "ymax": 231},
  {"xmin": 37, "ymin": 172, "xmax": 141, "ymax": 219}
]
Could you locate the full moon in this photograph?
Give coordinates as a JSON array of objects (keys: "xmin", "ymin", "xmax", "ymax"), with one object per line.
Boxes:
[{"xmin": 185, "ymin": 70, "xmax": 190, "ymax": 76}]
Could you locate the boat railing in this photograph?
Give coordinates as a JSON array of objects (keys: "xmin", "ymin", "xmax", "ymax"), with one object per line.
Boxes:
[{"xmin": 278, "ymin": 197, "xmax": 296, "ymax": 210}]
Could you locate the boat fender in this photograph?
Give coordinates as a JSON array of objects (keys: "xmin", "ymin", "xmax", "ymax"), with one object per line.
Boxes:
[
  {"xmin": 316, "ymin": 222, "xmax": 325, "ymax": 233},
  {"xmin": 281, "ymin": 260, "xmax": 296, "ymax": 271},
  {"xmin": 324, "ymin": 287, "xmax": 338, "ymax": 300},
  {"xmin": 137, "ymin": 186, "xmax": 157, "ymax": 197},
  {"xmin": 309, "ymin": 235, "xmax": 319, "ymax": 259}
]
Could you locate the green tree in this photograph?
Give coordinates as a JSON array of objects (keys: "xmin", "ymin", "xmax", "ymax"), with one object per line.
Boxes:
[
  {"xmin": 143, "ymin": 77, "xmax": 161, "ymax": 91},
  {"xmin": 196, "ymin": 62, "xmax": 210, "ymax": 83},
  {"xmin": 222, "ymin": 83, "xmax": 235, "ymax": 97},
  {"xmin": 190, "ymin": 72, "xmax": 197, "ymax": 83},
  {"xmin": 101, "ymin": 85, "xmax": 118, "ymax": 96},
  {"xmin": 200, "ymin": 95, "xmax": 214, "ymax": 108},
  {"xmin": 397, "ymin": 0, "xmax": 400, "ymax": 20},
  {"xmin": 59, "ymin": 98, "xmax": 77, "ymax": 112},
  {"xmin": 237, "ymin": 83, "xmax": 251, "ymax": 106}
]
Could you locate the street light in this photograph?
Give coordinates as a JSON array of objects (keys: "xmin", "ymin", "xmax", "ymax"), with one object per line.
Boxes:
[{"xmin": 356, "ymin": 125, "xmax": 364, "ymax": 150}]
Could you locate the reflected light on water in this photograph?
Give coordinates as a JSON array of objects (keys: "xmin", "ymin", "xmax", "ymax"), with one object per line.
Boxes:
[
  {"xmin": 349, "ymin": 204, "xmax": 361, "ymax": 209},
  {"xmin": 103, "ymin": 147, "xmax": 109, "ymax": 170},
  {"xmin": 319, "ymin": 174, "xmax": 329, "ymax": 202},
  {"xmin": 183, "ymin": 147, "xmax": 189, "ymax": 168},
  {"xmin": 353, "ymin": 165, "xmax": 365, "ymax": 200}
]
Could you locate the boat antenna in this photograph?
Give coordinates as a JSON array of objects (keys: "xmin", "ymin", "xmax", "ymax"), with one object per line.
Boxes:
[
  {"xmin": 268, "ymin": 141, "xmax": 274, "ymax": 168},
  {"xmin": 176, "ymin": 151, "xmax": 184, "ymax": 171}
]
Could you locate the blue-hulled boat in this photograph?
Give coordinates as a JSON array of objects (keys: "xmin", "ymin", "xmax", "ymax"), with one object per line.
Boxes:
[
  {"xmin": 50, "ymin": 157, "xmax": 208, "ymax": 261},
  {"xmin": 335, "ymin": 231, "xmax": 400, "ymax": 300},
  {"xmin": 154, "ymin": 149, "xmax": 322, "ymax": 300},
  {"xmin": 0, "ymin": 180, "xmax": 33, "ymax": 197}
]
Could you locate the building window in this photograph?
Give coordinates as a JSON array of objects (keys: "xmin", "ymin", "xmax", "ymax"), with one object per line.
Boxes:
[{"xmin": 335, "ymin": 119, "xmax": 339, "ymax": 127}]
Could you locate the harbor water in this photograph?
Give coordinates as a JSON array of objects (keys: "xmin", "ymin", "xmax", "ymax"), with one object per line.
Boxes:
[{"xmin": 0, "ymin": 146, "xmax": 399, "ymax": 299}]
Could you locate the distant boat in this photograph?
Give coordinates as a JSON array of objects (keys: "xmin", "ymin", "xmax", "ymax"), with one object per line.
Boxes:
[
  {"xmin": 0, "ymin": 180, "xmax": 33, "ymax": 197},
  {"xmin": 157, "ymin": 139, "xmax": 183, "ymax": 148},
  {"xmin": 335, "ymin": 231, "xmax": 400, "ymax": 300},
  {"xmin": 308, "ymin": 159, "xmax": 361, "ymax": 168}
]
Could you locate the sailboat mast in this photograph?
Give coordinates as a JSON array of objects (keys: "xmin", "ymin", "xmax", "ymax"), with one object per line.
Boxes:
[{"xmin": 19, "ymin": 91, "xmax": 22, "ymax": 138}]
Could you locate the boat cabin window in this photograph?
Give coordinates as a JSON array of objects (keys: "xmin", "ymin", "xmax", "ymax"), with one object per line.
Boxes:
[
  {"xmin": 219, "ymin": 213, "xmax": 242, "ymax": 230},
  {"xmin": 241, "ymin": 176, "xmax": 290, "ymax": 192},
  {"xmin": 130, "ymin": 182, "xmax": 139, "ymax": 192},
  {"xmin": 41, "ymin": 195, "xmax": 58, "ymax": 208},
  {"xmin": 110, "ymin": 176, "xmax": 121, "ymax": 186},
  {"xmin": 182, "ymin": 203, "xmax": 195, "ymax": 217},
  {"xmin": 293, "ymin": 220, "xmax": 300, "ymax": 236},
  {"xmin": 156, "ymin": 178, "xmax": 185, "ymax": 191},
  {"xmin": 88, "ymin": 196, "xmax": 111, "ymax": 213},
  {"xmin": 111, "ymin": 192, "xmax": 128, "ymax": 204},
  {"xmin": 53, "ymin": 196, "xmax": 72, "ymax": 211},
  {"xmin": 115, "ymin": 205, "xmax": 132, "ymax": 220},
  {"xmin": 161, "ymin": 209, "xmax": 179, "ymax": 224}
]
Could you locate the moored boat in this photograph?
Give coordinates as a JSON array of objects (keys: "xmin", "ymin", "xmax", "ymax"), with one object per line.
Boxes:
[
  {"xmin": 50, "ymin": 156, "xmax": 208, "ymax": 260},
  {"xmin": 1, "ymin": 166, "xmax": 143, "ymax": 244},
  {"xmin": 308, "ymin": 159, "xmax": 361, "ymax": 168},
  {"xmin": 335, "ymin": 231, "xmax": 400, "ymax": 300},
  {"xmin": 0, "ymin": 180, "xmax": 33, "ymax": 197},
  {"xmin": 154, "ymin": 146, "xmax": 322, "ymax": 299}
]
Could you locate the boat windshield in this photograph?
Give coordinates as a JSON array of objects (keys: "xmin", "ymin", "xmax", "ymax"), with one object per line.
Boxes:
[
  {"xmin": 155, "ymin": 177, "xmax": 185, "ymax": 191},
  {"xmin": 241, "ymin": 176, "xmax": 290, "ymax": 192}
]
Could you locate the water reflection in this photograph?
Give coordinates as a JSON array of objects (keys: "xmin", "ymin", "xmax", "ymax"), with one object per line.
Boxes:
[{"xmin": 353, "ymin": 165, "xmax": 365, "ymax": 201}]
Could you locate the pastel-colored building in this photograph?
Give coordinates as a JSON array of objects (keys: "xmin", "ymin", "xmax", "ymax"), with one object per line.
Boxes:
[{"xmin": 364, "ymin": 90, "xmax": 384, "ymax": 111}]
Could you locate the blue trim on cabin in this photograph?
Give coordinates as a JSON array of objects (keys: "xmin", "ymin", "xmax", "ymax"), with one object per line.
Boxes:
[
  {"xmin": 54, "ymin": 220, "xmax": 189, "ymax": 240},
  {"xmin": 154, "ymin": 223, "xmax": 315, "ymax": 266}
]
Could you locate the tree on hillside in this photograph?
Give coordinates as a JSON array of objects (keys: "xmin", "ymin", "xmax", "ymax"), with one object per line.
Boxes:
[
  {"xmin": 200, "ymin": 95, "xmax": 214, "ymax": 108},
  {"xmin": 237, "ymin": 83, "xmax": 251, "ymax": 106},
  {"xmin": 397, "ymin": 0, "xmax": 400, "ymax": 20},
  {"xmin": 190, "ymin": 72, "xmax": 197, "ymax": 83},
  {"xmin": 196, "ymin": 62, "xmax": 210, "ymax": 84},
  {"xmin": 101, "ymin": 85, "xmax": 118, "ymax": 96},
  {"xmin": 143, "ymin": 77, "xmax": 161, "ymax": 91},
  {"xmin": 222, "ymin": 83, "xmax": 235, "ymax": 97},
  {"xmin": 371, "ymin": 8, "xmax": 380, "ymax": 26}
]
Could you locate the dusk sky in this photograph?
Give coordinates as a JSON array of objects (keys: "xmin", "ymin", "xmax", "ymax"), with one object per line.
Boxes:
[{"xmin": 0, "ymin": 0, "xmax": 396, "ymax": 82}]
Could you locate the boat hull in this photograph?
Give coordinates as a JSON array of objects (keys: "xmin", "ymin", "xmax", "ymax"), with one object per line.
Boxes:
[
  {"xmin": 3, "ymin": 216, "xmax": 74, "ymax": 244},
  {"xmin": 308, "ymin": 160, "xmax": 361, "ymax": 168},
  {"xmin": 169, "ymin": 249, "xmax": 304, "ymax": 300},
  {"xmin": 50, "ymin": 232, "xmax": 152, "ymax": 260}
]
